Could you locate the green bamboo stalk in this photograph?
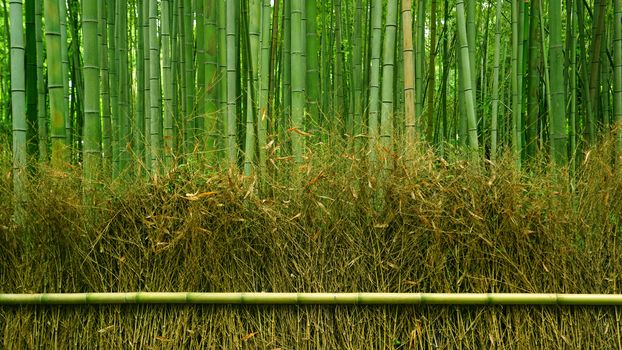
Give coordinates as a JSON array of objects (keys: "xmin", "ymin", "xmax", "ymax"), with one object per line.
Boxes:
[
  {"xmin": 218, "ymin": 0, "xmax": 227, "ymax": 157},
  {"xmin": 511, "ymin": 0, "xmax": 523, "ymax": 167},
  {"xmin": 415, "ymin": 0, "xmax": 425, "ymax": 126},
  {"xmin": 455, "ymin": 0, "xmax": 479, "ymax": 151},
  {"xmin": 203, "ymin": 2, "xmax": 218, "ymax": 158},
  {"xmin": 25, "ymin": 0, "xmax": 37, "ymax": 157},
  {"xmin": 282, "ymin": 0, "xmax": 291, "ymax": 144},
  {"xmin": 136, "ymin": 0, "xmax": 146, "ymax": 170},
  {"xmin": 68, "ymin": 2, "xmax": 83, "ymax": 164},
  {"xmin": 368, "ymin": 0, "xmax": 381, "ymax": 164},
  {"xmin": 613, "ymin": 0, "xmax": 622, "ymax": 152},
  {"xmin": 99, "ymin": 0, "xmax": 111, "ymax": 175},
  {"xmin": 226, "ymin": 0, "xmax": 237, "ymax": 165},
  {"xmin": 600, "ymin": 25, "xmax": 609, "ymax": 129},
  {"xmin": 10, "ymin": 0, "xmax": 27, "ymax": 221},
  {"xmin": 162, "ymin": 0, "xmax": 173, "ymax": 167},
  {"xmin": 3, "ymin": 293, "xmax": 622, "ymax": 306},
  {"xmin": 142, "ymin": 0, "xmax": 151, "ymax": 171},
  {"xmin": 177, "ymin": 0, "xmax": 187, "ymax": 153},
  {"xmin": 465, "ymin": 0, "xmax": 476, "ymax": 120},
  {"xmin": 438, "ymin": 0, "xmax": 450, "ymax": 150},
  {"xmin": 334, "ymin": 0, "xmax": 345, "ymax": 123},
  {"xmin": 35, "ymin": 0, "xmax": 47, "ymax": 161},
  {"xmin": 549, "ymin": 0, "xmax": 567, "ymax": 163},
  {"xmin": 117, "ymin": 0, "xmax": 130, "ymax": 173},
  {"xmin": 426, "ymin": 0, "xmax": 437, "ymax": 142},
  {"xmin": 305, "ymin": 0, "xmax": 320, "ymax": 130},
  {"xmin": 82, "ymin": 0, "xmax": 100, "ymax": 183},
  {"xmin": 149, "ymin": 0, "xmax": 161, "ymax": 174},
  {"xmin": 291, "ymin": 0, "xmax": 305, "ymax": 163},
  {"xmin": 0, "ymin": 0, "xmax": 8, "ymax": 125},
  {"xmin": 196, "ymin": 0, "xmax": 205, "ymax": 146},
  {"xmin": 319, "ymin": 1, "xmax": 329, "ymax": 124},
  {"xmin": 537, "ymin": 0, "xmax": 551, "ymax": 151},
  {"xmin": 525, "ymin": 0, "xmax": 540, "ymax": 159},
  {"xmin": 402, "ymin": 0, "xmax": 415, "ymax": 151},
  {"xmin": 143, "ymin": 0, "xmax": 154, "ymax": 171},
  {"xmin": 587, "ymin": 0, "xmax": 607, "ymax": 128},
  {"xmin": 569, "ymin": 0, "xmax": 577, "ymax": 164},
  {"xmin": 351, "ymin": 0, "xmax": 364, "ymax": 142},
  {"xmin": 183, "ymin": 0, "xmax": 194, "ymax": 155},
  {"xmin": 243, "ymin": 0, "xmax": 260, "ymax": 175},
  {"xmin": 171, "ymin": 1, "xmax": 180, "ymax": 155},
  {"xmin": 576, "ymin": 0, "xmax": 593, "ymax": 145},
  {"xmin": 45, "ymin": 0, "xmax": 67, "ymax": 167},
  {"xmin": 490, "ymin": 0, "xmax": 502, "ymax": 161},
  {"xmin": 380, "ymin": 0, "xmax": 398, "ymax": 168},
  {"xmin": 59, "ymin": 0, "xmax": 69, "ymax": 151},
  {"xmin": 107, "ymin": 0, "xmax": 118, "ymax": 176},
  {"xmin": 256, "ymin": 0, "xmax": 270, "ymax": 176}
]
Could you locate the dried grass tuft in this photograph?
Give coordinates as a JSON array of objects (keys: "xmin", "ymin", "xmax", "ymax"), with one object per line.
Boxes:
[{"xmin": 1, "ymin": 138, "xmax": 622, "ymax": 348}]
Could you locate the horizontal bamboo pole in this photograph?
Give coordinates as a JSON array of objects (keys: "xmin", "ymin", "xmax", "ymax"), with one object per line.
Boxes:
[{"xmin": 1, "ymin": 293, "xmax": 622, "ymax": 305}]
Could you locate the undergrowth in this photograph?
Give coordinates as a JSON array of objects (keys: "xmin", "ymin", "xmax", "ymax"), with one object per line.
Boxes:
[{"xmin": 1, "ymin": 138, "xmax": 622, "ymax": 349}]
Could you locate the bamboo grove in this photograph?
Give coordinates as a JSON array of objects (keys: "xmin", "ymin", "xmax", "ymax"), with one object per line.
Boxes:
[{"xmin": 1, "ymin": 0, "xmax": 622, "ymax": 187}]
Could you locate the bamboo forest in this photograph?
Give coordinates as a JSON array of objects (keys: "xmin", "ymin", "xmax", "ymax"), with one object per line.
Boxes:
[{"xmin": 1, "ymin": 0, "xmax": 622, "ymax": 348}]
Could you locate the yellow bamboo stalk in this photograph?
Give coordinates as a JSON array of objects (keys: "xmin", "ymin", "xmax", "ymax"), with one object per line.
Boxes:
[{"xmin": 2, "ymin": 293, "xmax": 622, "ymax": 305}]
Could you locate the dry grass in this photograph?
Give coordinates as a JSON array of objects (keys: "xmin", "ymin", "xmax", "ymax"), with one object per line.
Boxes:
[{"xmin": 1, "ymin": 138, "xmax": 622, "ymax": 349}]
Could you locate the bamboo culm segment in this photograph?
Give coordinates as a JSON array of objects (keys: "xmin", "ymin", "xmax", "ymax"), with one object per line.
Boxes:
[{"xmin": 2, "ymin": 293, "xmax": 622, "ymax": 306}]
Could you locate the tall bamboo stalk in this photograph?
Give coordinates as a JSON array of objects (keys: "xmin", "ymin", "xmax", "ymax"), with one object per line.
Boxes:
[
  {"xmin": 426, "ymin": 0, "xmax": 437, "ymax": 142},
  {"xmin": 117, "ymin": 0, "xmax": 130, "ymax": 172},
  {"xmin": 149, "ymin": 0, "xmax": 161, "ymax": 173},
  {"xmin": 226, "ymin": 0, "xmax": 237, "ymax": 164},
  {"xmin": 35, "ymin": 0, "xmax": 47, "ymax": 161},
  {"xmin": 162, "ymin": 0, "xmax": 173, "ymax": 166},
  {"xmin": 10, "ymin": 0, "xmax": 27, "ymax": 220},
  {"xmin": 59, "ymin": 0, "xmax": 70, "ymax": 151},
  {"xmin": 490, "ymin": 0, "xmax": 502, "ymax": 161},
  {"xmin": 82, "ymin": 0, "xmax": 100, "ymax": 182},
  {"xmin": 306, "ymin": 1, "xmax": 320, "ymax": 129},
  {"xmin": 45, "ymin": 0, "xmax": 67, "ymax": 167},
  {"xmin": 549, "ymin": 0, "xmax": 567, "ymax": 163},
  {"xmin": 204, "ymin": 0, "xmax": 218, "ymax": 158},
  {"xmin": 380, "ymin": 0, "xmax": 398, "ymax": 169},
  {"xmin": 526, "ymin": 0, "xmax": 540, "ymax": 159},
  {"xmin": 402, "ymin": 0, "xmax": 415, "ymax": 151},
  {"xmin": 613, "ymin": 0, "xmax": 622, "ymax": 152},
  {"xmin": 136, "ymin": 0, "xmax": 146, "ymax": 170},
  {"xmin": 368, "ymin": 0, "xmax": 382, "ymax": 164},
  {"xmin": 25, "ymin": 0, "xmax": 37, "ymax": 157},
  {"xmin": 183, "ymin": 0, "xmax": 194, "ymax": 155},
  {"xmin": 291, "ymin": 0, "xmax": 305, "ymax": 163},
  {"xmin": 415, "ymin": 0, "xmax": 425, "ymax": 126},
  {"xmin": 455, "ymin": 0, "xmax": 479, "ymax": 151}
]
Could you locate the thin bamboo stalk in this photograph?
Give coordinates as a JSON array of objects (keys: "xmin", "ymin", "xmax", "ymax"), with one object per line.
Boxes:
[{"xmin": 2, "ymin": 293, "xmax": 622, "ymax": 306}]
